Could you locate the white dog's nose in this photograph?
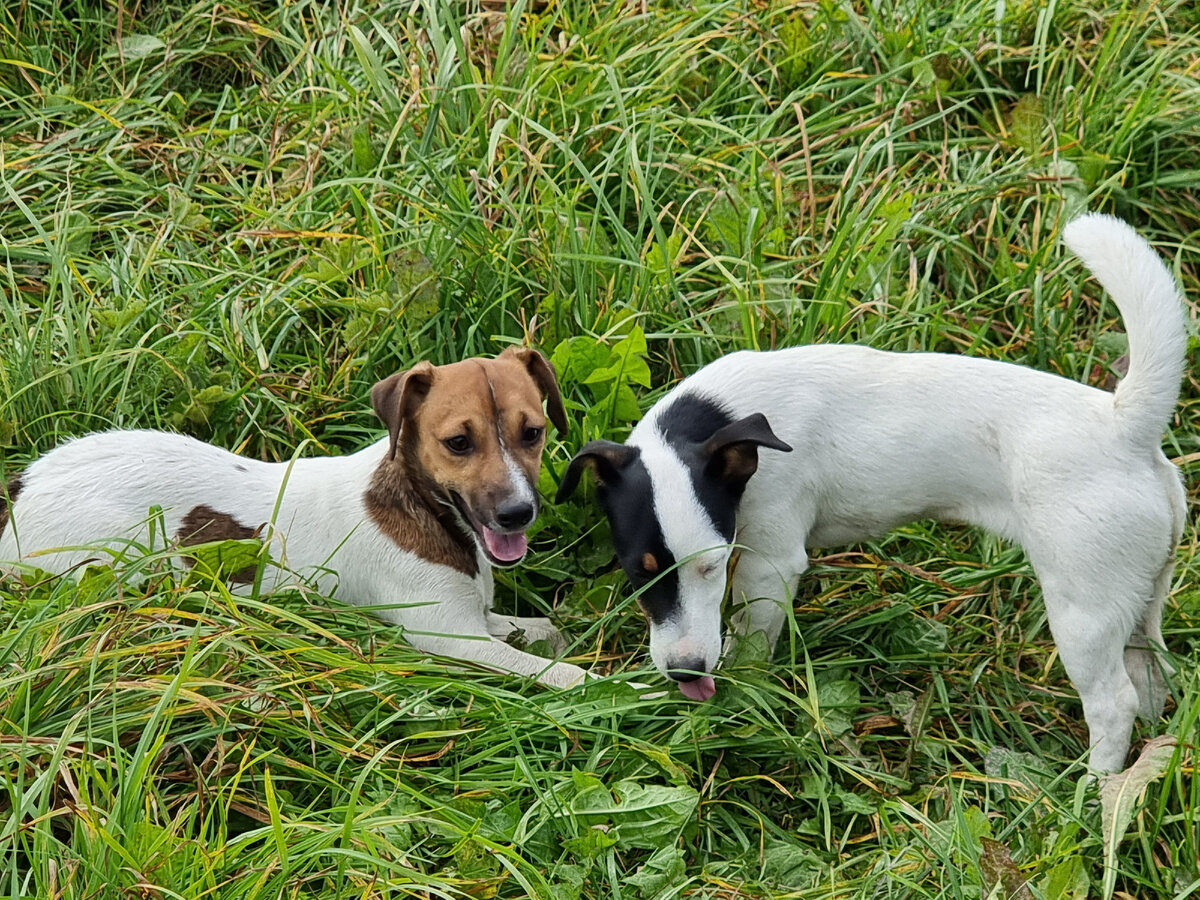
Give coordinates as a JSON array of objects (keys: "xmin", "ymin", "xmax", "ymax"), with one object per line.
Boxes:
[{"xmin": 666, "ymin": 656, "xmax": 709, "ymax": 682}]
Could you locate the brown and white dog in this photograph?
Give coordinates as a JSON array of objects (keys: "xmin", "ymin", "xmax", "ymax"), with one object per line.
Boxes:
[{"xmin": 0, "ymin": 347, "xmax": 589, "ymax": 689}]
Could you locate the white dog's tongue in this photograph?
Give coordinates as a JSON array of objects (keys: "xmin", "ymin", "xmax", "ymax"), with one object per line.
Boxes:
[
  {"xmin": 482, "ymin": 527, "xmax": 528, "ymax": 563},
  {"xmin": 677, "ymin": 675, "xmax": 716, "ymax": 702}
]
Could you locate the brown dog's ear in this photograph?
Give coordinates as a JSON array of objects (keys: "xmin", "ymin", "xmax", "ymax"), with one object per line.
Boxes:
[
  {"xmin": 702, "ymin": 413, "xmax": 792, "ymax": 491},
  {"xmin": 555, "ymin": 440, "xmax": 638, "ymax": 503},
  {"xmin": 501, "ymin": 346, "xmax": 568, "ymax": 435},
  {"xmin": 371, "ymin": 362, "xmax": 435, "ymax": 461}
]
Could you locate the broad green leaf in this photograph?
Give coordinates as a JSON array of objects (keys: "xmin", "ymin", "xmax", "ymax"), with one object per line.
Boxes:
[
  {"xmin": 1010, "ymin": 93, "xmax": 1044, "ymax": 155},
  {"xmin": 983, "ymin": 746, "xmax": 1054, "ymax": 794},
  {"xmin": 644, "ymin": 232, "xmax": 682, "ymax": 285},
  {"xmin": 626, "ymin": 846, "xmax": 686, "ymax": 897},
  {"xmin": 762, "ymin": 839, "xmax": 822, "ymax": 888},
  {"xmin": 778, "ymin": 13, "xmax": 813, "ymax": 85},
  {"xmin": 562, "ymin": 826, "xmax": 619, "ymax": 858},
  {"xmin": 547, "ymin": 864, "xmax": 587, "ymax": 900},
  {"xmin": 1100, "ymin": 735, "xmax": 1177, "ymax": 859},
  {"xmin": 608, "ymin": 780, "xmax": 699, "ymax": 849},
  {"xmin": 834, "ymin": 787, "xmax": 876, "ymax": 816},
  {"xmin": 352, "ymin": 122, "xmax": 380, "ymax": 174},
  {"xmin": 1041, "ymin": 854, "xmax": 1090, "ymax": 900},
  {"xmin": 980, "ymin": 837, "xmax": 1033, "ymax": 900},
  {"xmin": 568, "ymin": 777, "xmax": 698, "ymax": 851},
  {"xmin": 813, "ymin": 677, "xmax": 859, "ymax": 738},
  {"xmin": 606, "ymin": 383, "xmax": 643, "ymax": 422},
  {"xmin": 184, "ymin": 538, "xmax": 262, "ymax": 583},
  {"xmin": 963, "ymin": 804, "xmax": 993, "ymax": 841},
  {"xmin": 552, "ymin": 336, "xmax": 612, "ymax": 386},
  {"xmin": 115, "ymin": 34, "xmax": 165, "ymax": 60}
]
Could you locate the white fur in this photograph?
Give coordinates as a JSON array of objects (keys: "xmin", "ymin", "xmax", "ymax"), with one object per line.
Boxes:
[
  {"xmin": 502, "ymin": 447, "xmax": 538, "ymax": 513},
  {"xmin": 629, "ymin": 214, "xmax": 1187, "ymax": 772},
  {"xmin": 632, "ymin": 433, "xmax": 730, "ymax": 675},
  {"xmin": 0, "ymin": 430, "xmax": 587, "ymax": 689}
]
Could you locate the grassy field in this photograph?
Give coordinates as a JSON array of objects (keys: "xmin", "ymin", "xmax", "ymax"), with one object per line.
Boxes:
[{"xmin": 1, "ymin": 0, "xmax": 1198, "ymax": 897}]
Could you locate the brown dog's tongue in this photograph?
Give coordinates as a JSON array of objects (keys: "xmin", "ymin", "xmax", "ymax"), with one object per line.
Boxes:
[{"xmin": 482, "ymin": 527, "xmax": 528, "ymax": 563}]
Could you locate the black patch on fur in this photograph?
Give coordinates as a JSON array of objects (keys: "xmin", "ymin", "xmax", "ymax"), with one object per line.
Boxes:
[
  {"xmin": 657, "ymin": 392, "xmax": 735, "ymax": 447},
  {"xmin": 0, "ymin": 473, "xmax": 23, "ymax": 539},
  {"xmin": 654, "ymin": 392, "xmax": 742, "ymax": 540},
  {"xmin": 594, "ymin": 452, "xmax": 679, "ymax": 626}
]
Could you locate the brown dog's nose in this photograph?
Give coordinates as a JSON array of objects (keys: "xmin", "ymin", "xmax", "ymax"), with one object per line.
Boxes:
[{"xmin": 495, "ymin": 500, "xmax": 535, "ymax": 531}]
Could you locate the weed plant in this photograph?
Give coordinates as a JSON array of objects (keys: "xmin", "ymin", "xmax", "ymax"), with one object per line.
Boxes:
[{"xmin": 1, "ymin": 1, "xmax": 1198, "ymax": 897}]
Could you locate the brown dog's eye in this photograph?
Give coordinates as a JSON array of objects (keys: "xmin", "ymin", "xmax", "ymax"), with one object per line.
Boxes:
[
  {"xmin": 444, "ymin": 435, "xmax": 472, "ymax": 455},
  {"xmin": 521, "ymin": 425, "xmax": 544, "ymax": 445}
]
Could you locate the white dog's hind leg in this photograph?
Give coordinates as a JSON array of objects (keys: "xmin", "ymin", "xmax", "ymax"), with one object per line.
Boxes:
[
  {"xmin": 1126, "ymin": 467, "xmax": 1186, "ymax": 720},
  {"xmin": 1047, "ymin": 605, "xmax": 1140, "ymax": 773},
  {"xmin": 1124, "ymin": 559, "xmax": 1175, "ymax": 720},
  {"xmin": 1035, "ymin": 562, "xmax": 1144, "ymax": 773}
]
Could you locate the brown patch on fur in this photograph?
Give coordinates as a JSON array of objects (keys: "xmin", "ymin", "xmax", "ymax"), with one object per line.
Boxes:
[
  {"xmin": 365, "ymin": 460, "xmax": 478, "ymax": 576},
  {"xmin": 0, "ymin": 473, "xmax": 23, "ymax": 539},
  {"xmin": 641, "ymin": 552, "xmax": 659, "ymax": 574},
  {"xmin": 177, "ymin": 504, "xmax": 260, "ymax": 583}
]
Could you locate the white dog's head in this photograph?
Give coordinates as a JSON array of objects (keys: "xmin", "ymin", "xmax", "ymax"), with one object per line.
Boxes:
[{"xmin": 558, "ymin": 394, "xmax": 791, "ymax": 699}]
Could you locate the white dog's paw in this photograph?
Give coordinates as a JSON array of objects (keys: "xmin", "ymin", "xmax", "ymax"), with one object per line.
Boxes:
[
  {"xmin": 491, "ymin": 614, "xmax": 568, "ymax": 655},
  {"xmin": 524, "ymin": 621, "xmax": 567, "ymax": 655}
]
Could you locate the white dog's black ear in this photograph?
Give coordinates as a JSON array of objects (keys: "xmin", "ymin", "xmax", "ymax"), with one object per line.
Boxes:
[
  {"xmin": 371, "ymin": 362, "xmax": 436, "ymax": 461},
  {"xmin": 556, "ymin": 440, "xmax": 637, "ymax": 502},
  {"xmin": 702, "ymin": 413, "xmax": 792, "ymax": 490}
]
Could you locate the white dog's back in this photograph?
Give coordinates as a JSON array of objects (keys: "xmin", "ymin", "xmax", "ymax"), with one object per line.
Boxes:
[{"xmin": 0, "ymin": 430, "xmax": 380, "ymax": 585}]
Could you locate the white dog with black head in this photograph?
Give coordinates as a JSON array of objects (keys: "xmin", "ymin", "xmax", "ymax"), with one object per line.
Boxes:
[{"xmin": 558, "ymin": 215, "xmax": 1188, "ymax": 772}]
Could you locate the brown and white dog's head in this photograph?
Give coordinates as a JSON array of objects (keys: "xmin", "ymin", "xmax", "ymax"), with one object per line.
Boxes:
[{"xmin": 370, "ymin": 347, "xmax": 568, "ymax": 567}]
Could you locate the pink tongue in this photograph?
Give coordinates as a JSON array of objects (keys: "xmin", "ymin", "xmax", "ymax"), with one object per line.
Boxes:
[
  {"xmin": 677, "ymin": 675, "xmax": 717, "ymax": 702},
  {"xmin": 481, "ymin": 527, "xmax": 528, "ymax": 563}
]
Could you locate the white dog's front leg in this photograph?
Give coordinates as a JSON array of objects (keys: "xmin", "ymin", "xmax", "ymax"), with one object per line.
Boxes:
[
  {"xmin": 409, "ymin": 629, "xmax": 589, "ymax": 689},
  {"xmin": 724, "ymin": 551, "xmax": 805, "ymax": 659}
]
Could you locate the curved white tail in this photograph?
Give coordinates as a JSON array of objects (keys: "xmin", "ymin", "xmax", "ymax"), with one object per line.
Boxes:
[{"xmin": 1062, "ymin": 213, "xmax": 1188, "ymax": 444}]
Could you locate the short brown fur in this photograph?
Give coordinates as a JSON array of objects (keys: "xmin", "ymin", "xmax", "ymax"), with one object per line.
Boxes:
[
  {"xmin": 366, "ymin": 348, "xmax": 566, "ymax": 570},
  {"xmin": 364, "ymin": 464, "xmax": 479, "ymax": 576},
  {"xmin": 0, "ymin": 474, "xmax": 23, "ymax": 539},
  {"xmin": 177, "ymin": 504, "xmax": 260, "ymax": 583},
  {"xmin": 405, "ymin": 352, "xmax": 552, "ymax": 518}
]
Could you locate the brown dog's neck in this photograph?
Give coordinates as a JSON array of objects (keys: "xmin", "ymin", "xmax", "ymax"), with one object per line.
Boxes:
[{"xmin": 363, "ymin": 455, "xmax": 479, "ymax": 577}]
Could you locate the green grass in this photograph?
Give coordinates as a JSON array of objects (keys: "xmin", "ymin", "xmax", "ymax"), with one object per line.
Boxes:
[{"xmin": 1, "ymin": 0, "xmax": 1198, "ymax": 897}]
